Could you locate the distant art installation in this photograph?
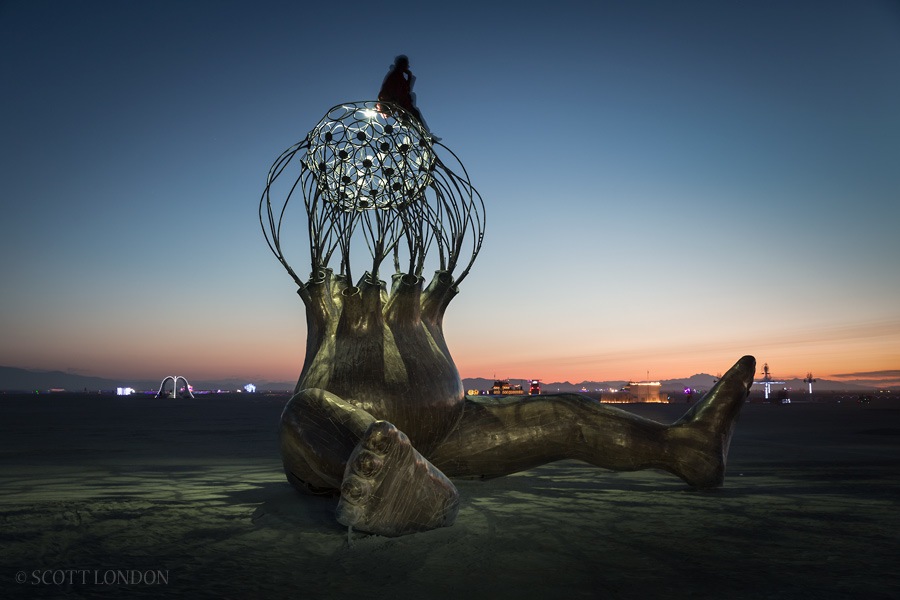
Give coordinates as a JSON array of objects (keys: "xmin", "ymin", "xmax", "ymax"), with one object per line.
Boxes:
[
  {"xmin": 260, "ymin": 100, "xmax": 755, "ymax": 537},
  {"xmin": 156, "ymin": 376, "xmax": 194, "ymax": 399}
]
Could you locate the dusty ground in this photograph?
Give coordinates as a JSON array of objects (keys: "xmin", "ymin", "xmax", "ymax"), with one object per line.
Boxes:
[{"xmin": 1, "ymin": 393, "xmax": 897, "ymax": 599}]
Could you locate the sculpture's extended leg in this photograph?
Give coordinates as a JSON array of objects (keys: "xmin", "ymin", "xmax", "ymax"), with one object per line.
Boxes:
[{"xmin": 429, "ymin": 355, "xmax": 755, "ymax": 488}]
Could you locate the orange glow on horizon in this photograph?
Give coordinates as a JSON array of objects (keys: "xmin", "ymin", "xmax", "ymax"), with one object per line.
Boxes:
[{"xmin": 3, "ymin": 316, "xmax": 896, "ymax": 387}]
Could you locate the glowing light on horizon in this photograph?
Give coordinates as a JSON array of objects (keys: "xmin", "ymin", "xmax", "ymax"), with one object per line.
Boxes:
[
  {"xmin": 804, "ymin": 372, "xmax": 816, "ymax": 394},
  {"xmin": 753, "ymin": 363, "xmax": 785, "ymax": 400}
]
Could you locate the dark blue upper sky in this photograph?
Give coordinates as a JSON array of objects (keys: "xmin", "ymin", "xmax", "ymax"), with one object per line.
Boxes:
[{"xmin": 2, "ymin": 0, "xmax": 898, "ymax": 383}]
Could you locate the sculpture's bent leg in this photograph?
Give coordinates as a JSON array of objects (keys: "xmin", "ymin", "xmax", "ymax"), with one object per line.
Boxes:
[
  {"xmin": 429, "ymin": 356, "xmax": 755, "ymax": 488},
  {"xmin": 336, "ymin": 420, "xmax": 460, "ymax": 536},
  {"xmin": 279, "ymin": 388, "xmax": 376, "ymax": 494},
  {"xmin": 280, "ymin": 390, "xmax": 459, "ymax": 536}
]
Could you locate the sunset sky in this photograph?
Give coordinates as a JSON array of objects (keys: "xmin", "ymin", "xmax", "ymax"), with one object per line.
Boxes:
[{"xmin": 2, "ymin": 0, "xmax": 898, "ymax": 387}]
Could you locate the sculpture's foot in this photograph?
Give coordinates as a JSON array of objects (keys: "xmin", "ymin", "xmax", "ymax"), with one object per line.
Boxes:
[
  {"xmin": 335, "ymin": 420, "xmax": 460, "ymax": 537},
  {"xmin": 666, "ymin": 355, "xmax": 756, "ymax": 488}
]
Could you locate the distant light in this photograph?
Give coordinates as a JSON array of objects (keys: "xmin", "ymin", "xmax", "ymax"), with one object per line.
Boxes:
[
  {"xmin": 244, "ymin": 383, "xmax": 257, "ymax": 393},
  {"xmin": 117, "ymin": 387, "xmax": 135, "ymax": 396}
]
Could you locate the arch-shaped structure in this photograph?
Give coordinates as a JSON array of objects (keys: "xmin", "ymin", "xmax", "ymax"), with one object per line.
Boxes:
[{"xmin": 156, "ymin": 376, "xmax": 194, "ymax": 399}]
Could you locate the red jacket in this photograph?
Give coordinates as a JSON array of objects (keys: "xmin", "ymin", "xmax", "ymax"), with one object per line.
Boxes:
[{"xmin": 378, "ymin": 67, "xmax": 415, "ymax": 112}]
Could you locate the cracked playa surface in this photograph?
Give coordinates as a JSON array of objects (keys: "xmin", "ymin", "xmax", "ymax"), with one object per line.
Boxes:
[{"xmin": 1, "ymin": 395, "xmax": 898, "ymax": 599}]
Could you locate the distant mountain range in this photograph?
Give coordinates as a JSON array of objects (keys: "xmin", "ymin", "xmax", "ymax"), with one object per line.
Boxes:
[
  {"xmin": 0, "ymin": 366, "xmax": 295, "ymax": 393},
  {"xmin": 462, "ymin": 375, "xmax": 873, "ymax": 393},
  {"xmin": 0, "ymin": 366, "xmax": 875, "ymax": 394}
]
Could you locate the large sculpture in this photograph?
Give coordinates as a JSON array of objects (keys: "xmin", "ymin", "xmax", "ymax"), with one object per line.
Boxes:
[{"xmin": 260, "ymin": 101, "xmax": 755, "ymax": 537}]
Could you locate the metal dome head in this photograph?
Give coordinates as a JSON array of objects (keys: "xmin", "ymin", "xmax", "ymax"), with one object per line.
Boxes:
[{"xmin": 306, "ymin": 101, "xmax": 435, "ymax": 212}]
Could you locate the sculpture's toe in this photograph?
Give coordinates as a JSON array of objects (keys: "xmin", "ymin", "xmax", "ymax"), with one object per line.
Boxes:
[
  {"xmin": 352, "ymin": 450, "xmax": 384, "ymax": 478},
  {"xmin": 364, "ymin": 420, "xmax": 399, "ymax": 455}
]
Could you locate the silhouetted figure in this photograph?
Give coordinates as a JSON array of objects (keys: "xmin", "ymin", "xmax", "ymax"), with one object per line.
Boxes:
[{"xmin": 378, "ymin": 55, "xmax": 438, "ymax": 140}]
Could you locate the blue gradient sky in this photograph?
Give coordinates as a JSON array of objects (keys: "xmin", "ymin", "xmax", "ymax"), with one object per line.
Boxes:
[{"xmin": 2, "ymin": 0, "xmax": 898, "ymax": 385}]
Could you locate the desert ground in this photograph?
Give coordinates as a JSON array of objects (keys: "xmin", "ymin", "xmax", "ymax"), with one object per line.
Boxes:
[{"xmin": 1, "ymin": 393, "xmax": 897, "ymax": 599}]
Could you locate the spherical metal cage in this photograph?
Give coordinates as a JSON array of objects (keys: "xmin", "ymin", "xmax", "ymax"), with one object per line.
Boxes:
[
  {"xmin": 261, "ymin": 101, "xmax": 485, "ymax": 289},
  {"xmin": 306, "ymin": 101, "xmax": 435, "ymax": 212}
]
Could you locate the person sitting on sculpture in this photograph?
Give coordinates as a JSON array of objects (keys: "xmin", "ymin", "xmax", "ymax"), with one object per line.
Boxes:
[
  {"xmin": 378, "ymin": 54, "xmax": 439, "ymax": 140},
  {"xmin": 262, "ymin": 101, "xmax": 755, "ymax": 538}
]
